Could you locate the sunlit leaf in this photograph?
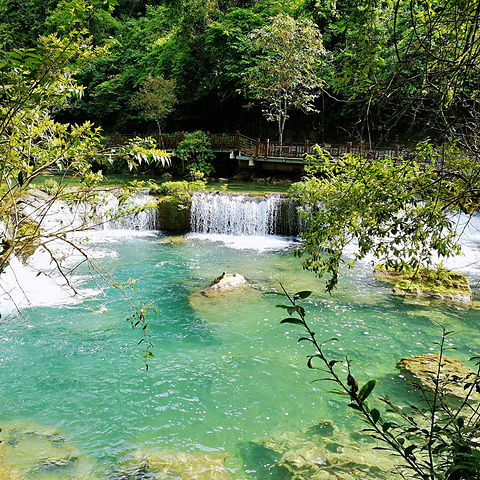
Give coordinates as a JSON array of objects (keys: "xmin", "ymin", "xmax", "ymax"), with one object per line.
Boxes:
[
  {"xmin": 358, "ymin": 379, "xmax": 376, "ymax": 401},
  {"xmin": 294, "ymin": 290, "xmax": 312, "ymax": 299}
]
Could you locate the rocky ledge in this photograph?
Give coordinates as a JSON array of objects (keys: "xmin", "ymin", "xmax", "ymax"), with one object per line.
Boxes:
[
  {"xmin": 114, "ymin": 450, "xmax": 233, "ymax": 480},
  {"xmin": 374, "ymin": 264, "xmax": 472, "ymax": 303}
]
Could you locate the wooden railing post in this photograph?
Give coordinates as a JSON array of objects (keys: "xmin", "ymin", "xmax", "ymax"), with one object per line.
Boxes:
[
  {"xmin": 157, "ymin": 133, "xmax": 162, "ymax": 148},
  {"xmin": 113, "ymin": 132, "xmax": 121, "ymax": 145},
  {"xmin": 348, "ymin": 141, "xmax": 352, "ymax": 154},
  {"xmin": 255, "ymin": 138, "xmax": 261, "ymax": 157},
  {"xmin": 394, "ymin": 144, "xmax": 399, "ymax": 158},
  {"xmin": 304, "ymin": 140, "xmax": 309, "ymax": 154},
  {"xmin": 235, "ymin": 131, "xmax": 240, "ymax": 149},
  {"xmin": 265, "ymin": 139, "xmax": 270, "ymax": 158},
  {"xmin": 180, "ymin": 132, "xmax": 184, "ymax": 143}
]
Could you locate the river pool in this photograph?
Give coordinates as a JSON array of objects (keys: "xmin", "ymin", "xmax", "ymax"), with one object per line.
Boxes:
[{"xmin": 1, "ymin": 225, "xmax": 479, "ymax": 478}]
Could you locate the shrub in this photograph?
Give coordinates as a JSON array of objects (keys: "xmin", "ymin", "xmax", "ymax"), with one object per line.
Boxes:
[{"xmin": 174, "ymin": 131, "xmax": 215, "ymax": 176}]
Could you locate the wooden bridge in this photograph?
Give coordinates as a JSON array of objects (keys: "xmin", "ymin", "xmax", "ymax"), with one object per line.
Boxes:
[{"xmin": 111, "ymin": 131, "xmax": 410, "ymax": 173}]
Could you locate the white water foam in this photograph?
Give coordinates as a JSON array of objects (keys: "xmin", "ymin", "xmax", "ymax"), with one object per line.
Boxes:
[
  {"xmin": 342, "ymin": 212, "xmax": 480, "ymax": 283},
  {"xmin": 0, "ymin": 191, "xmax": 158, "ymax": 317},
  {"xmin": 187, "ymin": 232, "xmax": 300, "ymax": 252}
]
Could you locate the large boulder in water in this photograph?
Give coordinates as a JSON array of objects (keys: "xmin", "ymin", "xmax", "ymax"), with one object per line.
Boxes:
[
  {"xmin": 374, "ymin": 264, "xmax": 472, "ymax": 303},
  {"xmin": 397, "ymin": 354, "xmax": 480, "ymax": 403},
  {"xmin": 189, "ymin": 272, "xmax": 249, "ymax": 313},
  {"xmin": 114, "ymin": 450, "xmax": 234, "ymax": 479},
  {"xmin": 242, "ymin": 422, "xmax": 400, "ymax": 480},
  {"xmin": 156, "ymin": 197, "xmax": 191, "ymax": 232},
  {"xmin": 208, "ymin": 272, "xmax": 247, "ymax": 291}
]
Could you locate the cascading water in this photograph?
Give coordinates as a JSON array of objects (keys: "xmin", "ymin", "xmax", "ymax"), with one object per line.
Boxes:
[
  {"xmin": 190, "ymin": 191, "xmax": 301, "ymax": 236},
  {"xmin": 99, "ymin": 190, "xmax": 157, "ymax": 230},
  {"xmin": 16, "ymin": 189, "xmax": 159, "ymax": 232},
  {"xmin": 0, "ymin": 190, "xmax": 158, "ymax": 314}
]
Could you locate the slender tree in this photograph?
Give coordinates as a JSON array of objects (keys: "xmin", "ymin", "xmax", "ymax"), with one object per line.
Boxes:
[
  {"xmin": 243, "ymin": 13, "xmax": 325, "ymax": 144},
  {"xmin": 130, "ymin": 75, "xmax": 177, "ymax": 135}
]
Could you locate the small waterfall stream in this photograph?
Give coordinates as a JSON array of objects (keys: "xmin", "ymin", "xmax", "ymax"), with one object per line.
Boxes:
[
  {"xmin": 17, "ymin": 189, "xmax": 158, "ymax": 233},
  {"xmin": 190, "ymin": 191, "xmax": 301, "ymax": 236}
]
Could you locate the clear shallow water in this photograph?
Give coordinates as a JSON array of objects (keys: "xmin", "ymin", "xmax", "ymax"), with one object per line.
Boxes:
[{"xmin": 1, "ymin": 229, "xmax": 480, "ymax": 478}]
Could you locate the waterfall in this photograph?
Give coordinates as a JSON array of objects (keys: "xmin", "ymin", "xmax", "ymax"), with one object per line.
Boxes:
[
  {"xmin": 190, "ymin": 191, "xmax": 301, "ymax": 236},
  {"xmin": 100, "ymin": 191, "xmax": 157, "ymax": 230},
  {"xmin": 17, "ymin": 189, "xmax": 158, "ymax": 233}
]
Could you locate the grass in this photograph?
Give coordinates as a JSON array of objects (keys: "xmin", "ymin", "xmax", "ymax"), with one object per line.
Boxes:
[{"xmin": 30, "ymin": 173, "xmax": 291, "ymax": 194}]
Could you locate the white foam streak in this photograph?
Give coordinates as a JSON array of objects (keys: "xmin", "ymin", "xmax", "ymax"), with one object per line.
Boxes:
[{"xmin": 187, "ymin": 233, "xmax": 299, "ymax": 252}]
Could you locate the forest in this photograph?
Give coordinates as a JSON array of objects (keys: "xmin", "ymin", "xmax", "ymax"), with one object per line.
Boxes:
[{"xmin": 2, "ymin": 0, "xmax": 479, "ymax": 148}]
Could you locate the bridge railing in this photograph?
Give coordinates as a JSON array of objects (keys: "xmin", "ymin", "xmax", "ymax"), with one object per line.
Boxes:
[{"xmin": 110, "ymin": 131, "xmax": 419, "ymax": 163}]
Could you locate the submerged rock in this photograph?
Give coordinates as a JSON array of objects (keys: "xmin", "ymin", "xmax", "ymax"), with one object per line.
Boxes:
[
  {"xmin": 115, "ymin": 450, "xmax": 234, "ymax": 479},
  {"xmin": 374, "ymin": 264, "xmax": 472, "ymax": 303},
  {"xmin": 243, "ymin": 422, "xmax": 399, "ymax": 480},
  {"xmin": 0, "ymin": 422, "xmax": 97, "ymax": 479},
  {"xmin": 397, "ymin": 353, "xmax": 480, "ymax": 402},
  {"xmin": 190, "ymin": 272, "xmax": 248, "ymax": 303},
  {"xmin": 188, "ymin": 273, "xmax": 251, "ymax": 318}
]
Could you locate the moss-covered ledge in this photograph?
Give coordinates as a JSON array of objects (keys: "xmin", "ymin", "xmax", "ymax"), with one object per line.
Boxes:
[
  {"xmin": 155, "ymin": 196, "xmax": 191, "ymax": 232},
  {"xmin": 374, "ymin": 264, "xmax": 472, "ymax": 303},
  {"xmin": 150, "ymin": 180, "xmax": 203, "ymax": 232}
]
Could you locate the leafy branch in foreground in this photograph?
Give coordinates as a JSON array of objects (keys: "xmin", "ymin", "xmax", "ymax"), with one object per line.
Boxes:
[
  {"xmin": 270, "ymin": 284, "xmax": 480, "ymax": 480},
  {"xmin": 289, "ymin": 143, "xmax": 478, "ymax": 293},
  {"xmin": 0, "ymin": 14, "xmax": 168, "ymax": 366}
]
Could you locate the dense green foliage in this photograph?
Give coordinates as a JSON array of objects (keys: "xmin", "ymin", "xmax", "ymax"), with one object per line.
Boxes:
[
  {"xmin": 2, "ymin": 0, "xmax": 480, "ymax": 146},
  {"xmin": 243, "ymin": 13, "xmax": 324, "ymax": 143},
  {"xmin": 0, "ymin": 5, "xmax": 169, "ymax": 332},
  {"xmin": 289, "ymin": 143, "xmax": 480, "ymax": 292},
  {"xmin": 174, "ymin": 131, "xmax": 215, "ymax": 176},
  {"xmin": 130, "ymin": 75, "xmax": 177, "ymax": 134}
]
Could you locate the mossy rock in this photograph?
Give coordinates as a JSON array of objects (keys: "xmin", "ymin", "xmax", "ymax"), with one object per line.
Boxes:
[
  {"xmin": 0, "ymin": 422, "xmax": 98, "ymax": 479},
  {"xmin": 397, "ymin": 353, "xmax": 480, "ymax": 403},
  {"xmin": 246, "ymin": 424, "xmax": 400, "ymax": 480},
  {"xmin": 114, "ymin": 450, "xmax": 234, "ymax": 479},
  {"xmin": 374, "ymin": 264, "xmax": 472, "ymax": 303},
  {"xmin": 156, "ymin": 196, "xmax": 191, "ymax": 231}
]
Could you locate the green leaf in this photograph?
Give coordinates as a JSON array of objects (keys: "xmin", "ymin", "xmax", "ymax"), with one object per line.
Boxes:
[
  {"xmin": 371, "ymin": 408, "xmax": 380, "ymax": 424},
  {"xmin": 358, "ymin": 379, "xmax": 376, "ymax": 401},
  {"xmin": 294, "ymin": 290, "xmax": 312, "ymax": 299},
  {"xmin": 298, "ymin": 336, "xmax": 313, "ymax": 343},
  {"xmin": 280, "ymin": 317, "xmax": 305, "ymax": 326},
  {"xmin": 404, "ymin": 444, "xmax": 416, "ymax": 457},
  {"xmin": 307, "ymin": 356, "xmax": 318, "ymax": 369},
  {"xmin": 348, "ymin": 402, "xmax": 362, "ymax": 411},
  {"xmin": 328, "ymin": 389, "xmax": 349, "ymax": 396},
  {"xmin": 295, "ymin": 305, "xmax": 305, "ymax": 316}
]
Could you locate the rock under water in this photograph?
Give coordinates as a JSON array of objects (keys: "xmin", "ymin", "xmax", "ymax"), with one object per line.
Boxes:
[
  {"xmin": 114, "ymin": 450, "xmax": 233, "ymax": 479},
  {"xmin": 397, "ymin": 353, "xmax": 480, "ymax": 403}
]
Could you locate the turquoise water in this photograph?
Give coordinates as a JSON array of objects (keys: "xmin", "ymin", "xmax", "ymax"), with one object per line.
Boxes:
[{"xmin": 1, "ymin": 229, "xmax": 479, "ymax": 478}]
